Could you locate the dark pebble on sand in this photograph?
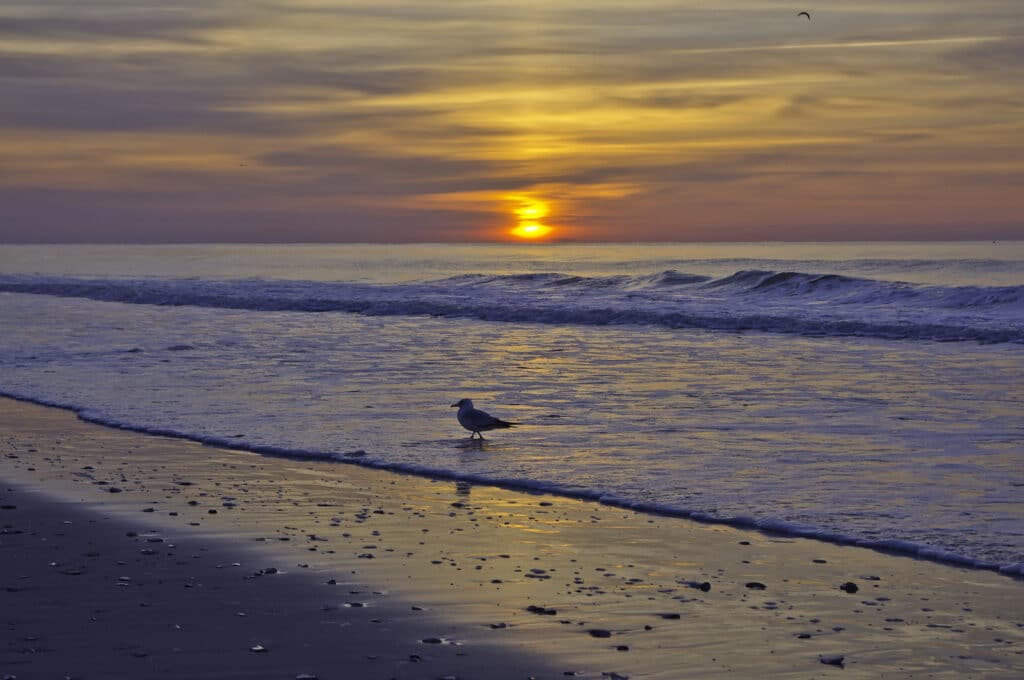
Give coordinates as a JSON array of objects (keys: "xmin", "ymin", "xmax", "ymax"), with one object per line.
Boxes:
[
  {"xmin": 745, "ymin": 582, "xmax": 767, "ymax": 590},
  {"xmin": 490, "ymin": 623, "xmax": 508, "ymax": 629},
  {"xmin": 208, "ymin": 509, "xmax": 217, "ymax": 514},
  {"xmin": 421, "ymin": 637, "xmax": 443, "ymax": 644},
  {"xmin": 588, "ymin": 629, "xmax": 612, "ymax": 638},
  {"xmin": 107, "ymin": 487, "xmax": 123, "ymax": 493},
  {"xmin": 840, "ymin": 582, "xmax": 859, "ymax": 594},
  {"xmin": 527, "ymin": 605, "xmax": 558, "ymax": 616},
  {"xmin": 142, "ymin": 508, "xmax": 155, "ymax": 513},
  {"xmin": 616, "ymin": 645, "xmax": 630, "ymax": 651},
  {"xmin": 658, "ymin": 613, "xmax": 681, "ymax": 620},
  {"xmin": 819, "ymin": 654, "xmax": 845, "ymax": 667}
]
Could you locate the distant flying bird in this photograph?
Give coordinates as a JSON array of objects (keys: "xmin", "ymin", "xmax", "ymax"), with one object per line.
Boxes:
[
  {"xmin": 797, "ymin": 10, "xmax": 811, "ymax": 20},
  {"xmin": 451, "ymin": 399, "xmax": 517, "ymax": 439}
]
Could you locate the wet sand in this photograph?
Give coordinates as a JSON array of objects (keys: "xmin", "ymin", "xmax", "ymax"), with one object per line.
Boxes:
[{"xmin": 2, "ymin": 397, "xmax": 1022, "ymax": 679}]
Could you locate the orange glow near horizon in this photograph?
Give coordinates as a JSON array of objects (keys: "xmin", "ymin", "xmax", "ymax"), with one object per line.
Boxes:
[{"xmin": 508, "ymin": 195, "xmax": 555, "ymax": 240}]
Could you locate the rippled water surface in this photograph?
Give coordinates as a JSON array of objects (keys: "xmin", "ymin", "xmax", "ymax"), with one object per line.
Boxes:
[{"xmin": 1, "ymin": 243, "xmax": 1022, "ymax": 572}]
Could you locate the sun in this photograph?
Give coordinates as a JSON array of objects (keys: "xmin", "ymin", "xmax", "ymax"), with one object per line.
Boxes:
[
  {"xmin": 510, "ymin": 221, "xmax": 554, "ymax": 239},
  {"xmin": 507, "ymin": 195, "xmax": 554, "ymax": 240}
]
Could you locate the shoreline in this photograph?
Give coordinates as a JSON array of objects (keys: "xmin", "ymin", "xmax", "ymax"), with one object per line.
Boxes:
[
  {"xmin": 2, "ymin": 397, "xmax": 1023, "ymax": 678},
  {"xmin": 3, "ymin": 391, "xmax": 1019, "ymax": 578}
]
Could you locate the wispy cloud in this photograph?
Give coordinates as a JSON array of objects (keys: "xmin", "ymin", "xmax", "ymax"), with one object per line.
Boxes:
[{"xmin": 0, "ymin": 0, "xmax": 1021, "ymax": 241}]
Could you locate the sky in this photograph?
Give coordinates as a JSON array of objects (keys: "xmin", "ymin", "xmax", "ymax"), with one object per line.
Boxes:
[{"xmin": 1, "ymin": 1, "xmax": 1022, "ymax": 243}]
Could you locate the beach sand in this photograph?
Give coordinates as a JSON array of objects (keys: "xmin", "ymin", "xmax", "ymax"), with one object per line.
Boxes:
[{"xmin": 2, "ymin": 397, "xmax": 1022, "ymax": 679}]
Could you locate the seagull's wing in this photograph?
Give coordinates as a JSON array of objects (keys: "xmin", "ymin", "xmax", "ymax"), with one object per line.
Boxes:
[
  {"xmin": 464, "ymin": 408, "xmax": 499, "ymax": 428},
  {"xmin": 465, "ymin": 408, "xmax": 516, "ymax": 430}
]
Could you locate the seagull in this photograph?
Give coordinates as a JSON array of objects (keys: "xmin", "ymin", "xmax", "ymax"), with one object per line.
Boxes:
[
  {"xmin": 797, "ymin": 10, "xmax": 811, "ymax": 20},
  {"xmin": 451, "ymin": 399, "xmax": 517, "ymax": 439}
]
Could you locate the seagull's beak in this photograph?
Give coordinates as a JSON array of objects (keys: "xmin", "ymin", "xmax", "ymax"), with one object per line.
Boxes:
[{"xmin": 450, "ymin": 402, "xmax": 459, "ymax": 408}]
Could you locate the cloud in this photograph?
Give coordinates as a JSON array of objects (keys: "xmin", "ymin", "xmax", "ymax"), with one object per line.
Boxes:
[
  {"xmin": 0, "ymin": 0, "xmax": 1021, "ymax": 241},
  {"xmin": 257, "ymin": 145, "xmax": 512, "ymax": 196},
  {"xmin": 947, "ymin": 35, "xmax": 1024, "ymax": 73},
  {"xmin": 0, "ymin": 185, "xmax": 486, "ymax": 243},
  {"xmin": 0, "ymin": 2, "xmax": 227, "ymax": 43},
  {"xmin": 0, "ymin": 80, "xmax": 257, "ymax": 133}
]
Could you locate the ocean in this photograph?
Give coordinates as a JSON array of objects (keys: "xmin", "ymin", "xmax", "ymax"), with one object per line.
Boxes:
[{"xmin": 1, "ymin": 242, "xmax": 1021, "ymax": 575}]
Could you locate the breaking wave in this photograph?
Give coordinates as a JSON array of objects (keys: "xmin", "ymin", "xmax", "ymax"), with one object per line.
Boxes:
[{"xmin": 1, "ymin": 270, "xmax": 1021, "ymax": 344}]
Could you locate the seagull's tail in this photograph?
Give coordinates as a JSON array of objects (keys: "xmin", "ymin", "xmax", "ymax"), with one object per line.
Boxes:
[{"xmin": 493, "ymin": 419, "xmax": 517, "ymax": 429}]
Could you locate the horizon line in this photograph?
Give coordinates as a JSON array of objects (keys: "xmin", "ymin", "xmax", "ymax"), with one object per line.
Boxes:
[{"xmin": 2, "ymin": 238, "xmax": 1021, "ymax": 246}]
